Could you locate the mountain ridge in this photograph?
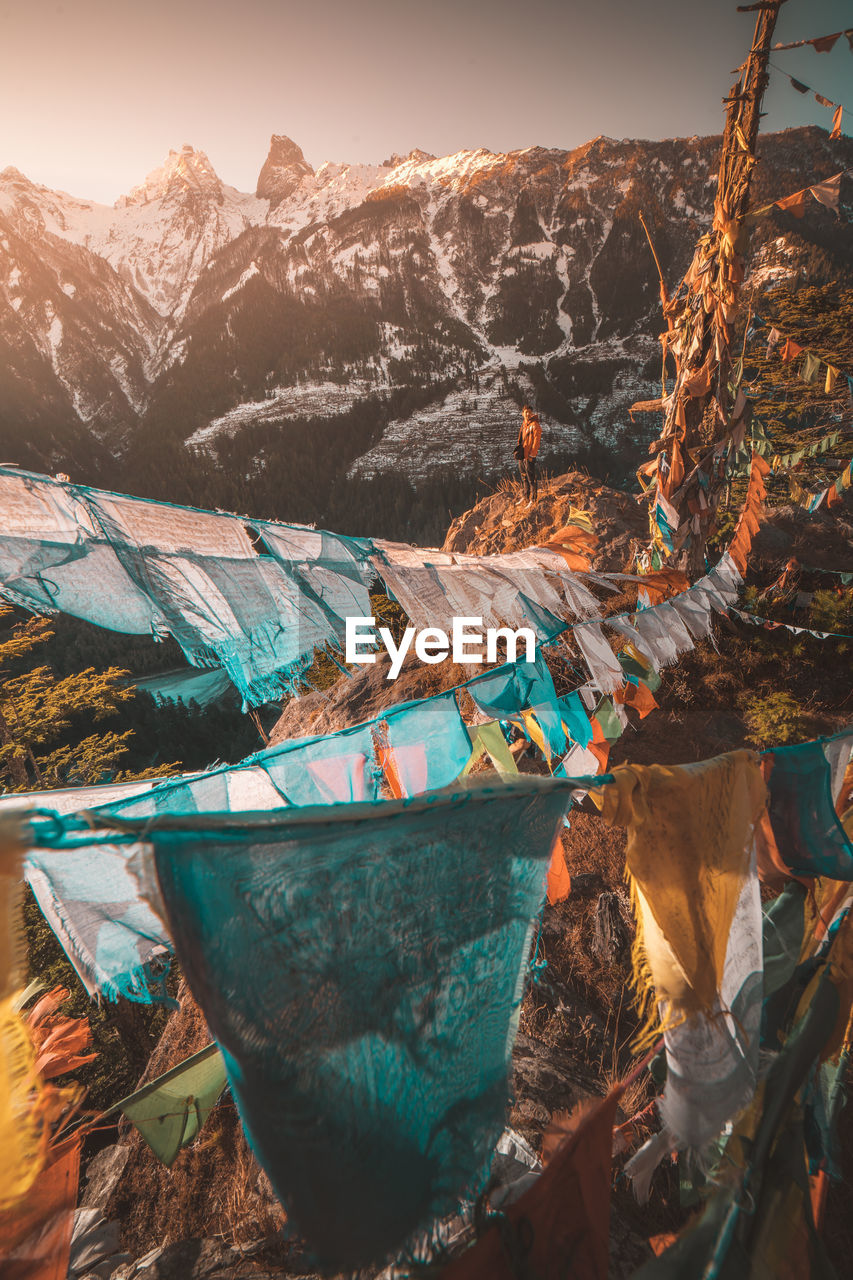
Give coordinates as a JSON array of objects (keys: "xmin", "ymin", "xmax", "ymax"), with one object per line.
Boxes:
[{"xmin": 1, "ymin": 126, "xmax": 850, "ymax": 505}]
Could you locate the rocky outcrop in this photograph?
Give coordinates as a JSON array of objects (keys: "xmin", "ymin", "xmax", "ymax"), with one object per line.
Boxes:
[
  {"xmin": 255, "ymin": 135, "xmax": 314, "ymax": 206},
  {"xmin": 442, "ymin": 468, "xmax": 649, "ymax": 569}
]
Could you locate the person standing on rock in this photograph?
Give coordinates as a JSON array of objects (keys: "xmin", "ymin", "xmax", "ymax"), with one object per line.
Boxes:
[{"xmin": 514, "ymin": 405, "xmax": 541, "ymax": 507}]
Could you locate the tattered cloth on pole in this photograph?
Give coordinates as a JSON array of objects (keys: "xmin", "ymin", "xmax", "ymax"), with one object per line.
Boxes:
[
  {"xmin": 600, "ymin": 751, "xmax": 767, "ymax": 1190},
  {"xmin": 727, "ymin": 453, "xmax": 770, "ymax": 575},
  {"xmin": 134, "ymin": 779, "xmax": 575, "ymax": 1270}
]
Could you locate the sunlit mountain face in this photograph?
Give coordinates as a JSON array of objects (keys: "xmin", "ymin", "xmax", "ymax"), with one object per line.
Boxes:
[{"xmin": 0, "ymin": 127, "xmax": 850, "ymax": 518}]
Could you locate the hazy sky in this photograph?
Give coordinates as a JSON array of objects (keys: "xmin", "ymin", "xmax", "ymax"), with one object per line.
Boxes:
[{"xmin": 3, "ymin": 0, "xmax": 851, "ymax": 203}]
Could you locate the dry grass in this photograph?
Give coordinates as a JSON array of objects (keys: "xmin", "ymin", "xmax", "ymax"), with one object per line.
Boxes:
[{"xmin": 104, "ymin": 983, "xmax": 286, "ymax": 1254}]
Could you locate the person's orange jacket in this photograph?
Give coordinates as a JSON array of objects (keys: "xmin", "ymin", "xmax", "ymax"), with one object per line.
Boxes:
[{"xmin": 519, "ymin": 415, "xmax": 541, "ymax": 459}]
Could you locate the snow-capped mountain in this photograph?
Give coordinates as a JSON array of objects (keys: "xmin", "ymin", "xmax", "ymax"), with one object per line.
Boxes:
[{"xmin": 0, "ymin": 127, "xmax": 850, "ymax": 488}]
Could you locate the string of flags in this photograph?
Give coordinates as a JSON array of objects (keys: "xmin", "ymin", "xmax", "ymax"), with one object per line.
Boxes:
[
  {"xmin": 747, "ymin": 168, "xmax": 848, "ymax": 222},
  {"xmin": 0, "ymin": 466, "xmax": 608, "ymax": 708},
  {"xmin": 0, "ymin": 619, "xmax": 671, "ymax": 1004},
  {"xmin": 770, "ymin": 429, "xmax": 842, "ymax": 472},
  {"xmin": 1, "ymin": 467, "xmax": 851, "ymax": 1269},
  {"xmin": 772, "ymin": 29, "xmax": 853, "ymax": 55},
  {"xmin": 3, "ymin": 725, "xmax": 852, "ymax": 1273},
  {"xmin": 768, "ymin": 25, "xmax": 852, "ymax": 138},
  {"xmin": 769, "ymin": 64, "xmax": 846, "ymax": 137},
  {"xmin": 746, "ymin": 313, "xmax": 853, "ymax": 422},
  {"xmin": 786, "ymin": 450, "xmax": 853, "ymax": 512},
  {"xmin": 0, "ymin": 467, "xmax": 751, "ymax": 716},
  {"xmin": 761, "ymin": 321, "xmax": 850, "ymax": 396},
  {"xmin": 730, "ymin": 605, "xmax": 853, "ymax": 642}
]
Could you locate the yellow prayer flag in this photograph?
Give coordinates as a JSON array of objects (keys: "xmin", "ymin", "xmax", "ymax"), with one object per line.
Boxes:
[{"xmin": 1, "ymin": 816, "xmax": 48, "ymax": 1211}]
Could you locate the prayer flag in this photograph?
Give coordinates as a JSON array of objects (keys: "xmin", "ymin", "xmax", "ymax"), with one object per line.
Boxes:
[
  {"xmin": 108, "ymin": 1044, "xmax": 227, "ymax": 1167},
  {"xmin": 141, "ymin": 780, "xmax": 575, "ymax": 1269},
  {"xmin": 442, "ymin": 1086, "xmax": 624, "ymax": 1280}
]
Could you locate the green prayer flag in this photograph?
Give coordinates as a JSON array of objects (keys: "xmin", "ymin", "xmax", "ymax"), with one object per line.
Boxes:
[
  {"xmin": 619, "ymin": 650, "xmax": 662, "ymax": 693},
  {"xmin": 593, "ymin": 697, "xmax": 622, "ymax": 744},
  {"xmin": 110, "ymin": 1043, "xmax": 227, "ymax": 1166},
  {"xmin": 463, "ymin": 722, "xmax": 518, "ymax": 776},
  {"xmin": 800, "ymin": 352, "xmax": 821, "ymax": 385},
  {"xmin": 761, "ymin": 882, "xmax": 806, "ymax": 1003},
  {"xmin": 476, "ymin": 720, "xmax": 519, "ymax": 775}
]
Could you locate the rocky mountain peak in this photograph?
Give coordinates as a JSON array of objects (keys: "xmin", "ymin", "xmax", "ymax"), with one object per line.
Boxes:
[
  {"xmin": 256, "ymin": 134, "xmax": 314, "ymax": 206},
  {"xmin": 0, "ymin": 165, "xmax": 31, "ymax": 186},
  {"xmin": 383, "ymin": 148, "xmax": 437, "ymax": 169},
  {"xmin": 118, "ymin": 145, "xmax": 224, "ymax": 208}
]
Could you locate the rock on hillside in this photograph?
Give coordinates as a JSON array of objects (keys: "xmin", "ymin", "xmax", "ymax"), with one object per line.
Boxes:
[
  {"xmin": 443, "ymin": 468, "xmax": 649, "ymax": 569},
  {"xmin": 269, "ymin": 655, "xmax": 477, "ymax": 746}
]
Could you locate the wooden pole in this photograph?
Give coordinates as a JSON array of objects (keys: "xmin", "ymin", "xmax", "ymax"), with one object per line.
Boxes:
[{"xmin": 634, "ymin": 1, "xmax": 787, "ymax": 574}]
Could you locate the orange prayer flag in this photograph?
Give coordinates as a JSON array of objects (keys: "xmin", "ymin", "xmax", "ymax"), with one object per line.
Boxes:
[
  {"xmin": 0, "ymin": 1134, "xmax": 81, "ymax": 1280},
  {"xmin": 376, "ymin": 745, "xmax": 405, "ymax": 799},
  {"xmin": 774, "ymin": 190, "xmax": 807, "ymax": 218},
  {"xmin": 587, "ymin": 718, "xmax": 611, "ymax": 772},
  {"xmin": 811, "ymin": 1168, "xmax": 830, "ymax": 1232},
  {"xmin": 614, "ymin": 680, "xmax": 658, "ymax": 720},
  {"xmin": 638, "ymin": 568, "xmax": 690, "ymax": 606},
  {"xmin": 649, "ymin": 1233, "xmax": 679, "ymax": 1256},
  {"xmin": 727, "ymin": 453, "xmax": 769, "ymax": 573},
  {"xmin": 683, "ymin": 362, "xmax": 712, "ymax": 399},
  {"xmin": 441, "ymin": 1086, "xmax": 623, "ymax": 1280},
  {"xmin": 546, "ymin": 833, "xmax": 572, "ymax": 905},
  {"xmin": 559, "ymin": 550, "xmax": 595, "ymax": 572},
  {"xmin": 540, "ymin": 525, "xmax": 598, "ymax": 573},
  {"xmin": 781, "ymin": 337, "xmax": 804, "ymax": 363},
  {"xmin": 830, "ymin": 104, "xmax": 843, "ymax": 140}
]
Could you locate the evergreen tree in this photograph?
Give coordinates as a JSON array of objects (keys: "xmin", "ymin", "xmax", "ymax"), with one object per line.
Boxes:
[{"xmin": 0, "ymin": 607, "xmax": 139, "ymax": 791}]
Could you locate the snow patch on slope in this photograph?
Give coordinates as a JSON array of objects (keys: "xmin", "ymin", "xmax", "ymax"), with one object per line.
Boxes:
[{"xmin": 186, "ymin": 378, "xmax": 379, "ymax": 448}]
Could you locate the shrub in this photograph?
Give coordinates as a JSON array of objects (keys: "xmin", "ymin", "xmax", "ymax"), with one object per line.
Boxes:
[
  {"xmin": 810, "ymin": 589, "xmax": 853, "ymax": 635},
  {"xmin": 742, "ymin": 691, "xmax": 805, "ymax": 748}
]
